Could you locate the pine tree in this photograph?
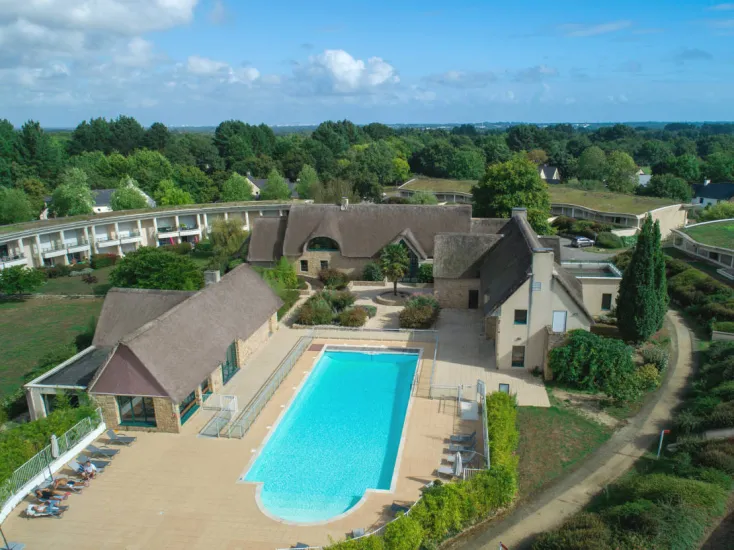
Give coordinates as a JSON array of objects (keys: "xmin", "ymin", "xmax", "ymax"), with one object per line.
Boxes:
[
  {"xmin": 617, "ymin": 216, "xmax": 659, "ymax": 342},
  {"xmin": 652, "ymin": 219, "xmax": 669, "ymax": 331}
]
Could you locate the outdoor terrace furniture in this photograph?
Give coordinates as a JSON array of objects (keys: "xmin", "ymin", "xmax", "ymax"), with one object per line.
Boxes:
[
  {"xmin": 107, "ymin": 430, "xmax": 137, "ymax": 445},
  {"xmin": 25, "ymin": 503, "xmax": 68, "ymax": 518},
  {"xmin": 86, "ymin": 444, "xmax": 119, "ymax": 459},
  {"xmin": 445, "ymin": 451, "xmax": 477, "ymax": 465},
  {"xmin": 448, "ymin": 442, "xmax": 474, "ymax": 453},
  {"xmin": 449, "ymin": 431, "xmax": 476, "ymax": 443},
  {"xmin": 437, "ymin": 465, "xmax": 460, "ymax": 478},
  {"xmin": 292, "ymin": 544, "xmax": 310, "ymax": 549},
  {"xmin": 77, "ymin": 455, "xmax": 110, "ymax": 471}
]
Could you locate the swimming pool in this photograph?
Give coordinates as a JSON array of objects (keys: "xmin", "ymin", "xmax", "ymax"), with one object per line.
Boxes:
[{"xmin": 243, "ymin": 348, "xmax": 420, "ymax": 523}]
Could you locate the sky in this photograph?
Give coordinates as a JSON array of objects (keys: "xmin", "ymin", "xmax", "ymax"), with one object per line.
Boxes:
[{"xmin": 1, "ymin": 0, "xmax": 734, "ymax": 127}]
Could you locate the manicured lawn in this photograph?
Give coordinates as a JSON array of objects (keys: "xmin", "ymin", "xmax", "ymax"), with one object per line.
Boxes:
[
  {"xmin": 548, "ymin": 186, "xmax": 677, "ymax": 214},
  {"xmin": 517, "ymin": 404, "xmax": 612, "ymax": 496},
  {"xmin": 0, "ymin": 298, "xmax": 103, "ymax": 400},
  {"xmin": 36, "ymin": 266, "xmax": 115, "ymax": 296},
  {"xmin": 401, "ymin": 177, "xmax": 476, "ymax": 194},
  {"xmin": 682, "ymin": 220, "xmax": 734, "ymax": 249}
]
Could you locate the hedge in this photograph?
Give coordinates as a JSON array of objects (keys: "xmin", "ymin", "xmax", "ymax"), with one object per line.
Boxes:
[
  {"xmin": 595, "ymin": 231, "xmax": 624, "ymax": 249},
  {"xmin": 90, "ymin": 253, "xmax": 118, "ymax": 269},
  {"xmin": 417, "ymin": 263, "xmax": 434, "ymax": 283},
  {"xmin": 362, "ymin": 262, "xmax": 384, "ymax": 282},
  {"xmin": 713, "ymin": 321, "xmax": 734, "ymax": 333},
  {"xmin": 485, "ymin": 392, "xmax": 519, "ymax": 471}
]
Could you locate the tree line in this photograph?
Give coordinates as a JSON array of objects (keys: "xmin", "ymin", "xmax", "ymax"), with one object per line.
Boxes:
[{"xmin": 2, "ymin": 117, "xmax": 734, "ymax": 225}]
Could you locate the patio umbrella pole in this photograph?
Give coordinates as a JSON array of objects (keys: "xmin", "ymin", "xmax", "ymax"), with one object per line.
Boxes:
[{"xmin": 0, "ymin": 524, "xmax": 25, "ymax": 550}]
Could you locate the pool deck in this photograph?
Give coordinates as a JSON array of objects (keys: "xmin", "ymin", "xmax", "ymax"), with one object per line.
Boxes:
[{"xmin": 4, "ymin": 338, "xmax": 480, "ymax": 550}]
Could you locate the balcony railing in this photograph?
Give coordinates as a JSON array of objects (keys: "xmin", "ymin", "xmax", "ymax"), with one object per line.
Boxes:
[
  {"xmin": 41, "ymin": 238, "xmax": 89, "ymax": 253},
  {"xmin": 118, "ymin": 229, "xmax": 142, "ymax": 239},
  {"xmin": 156, "ymin": 225, "xmax": 200, "ymax": 237},
  {"xmin": 0, "ymin": 254, "xmax": 27, "ymax": 266}
]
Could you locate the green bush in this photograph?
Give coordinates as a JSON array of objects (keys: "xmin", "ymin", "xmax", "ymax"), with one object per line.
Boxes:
[
  {"xmin": 613, "ymin": 473, "xmax": 727, "ymax": 516},
  {"xmin": 485, "ymin": 392, "xmax": 519, "ymax": 471},
  {"xmin": 696, "ymin": 449, "xmax": 734, "ymax": 474},
  {"xmin": 319, "ymin": 268, "xmax": 349, "ymax": 289},
  {"xmin": 41, "ymin": 264, "xmax": 70, "ymax": 278},
  {"xmin": 399, "ymin": 294, "xmax": 441, "ymax": 329},
  {"xmin": 532, "ymin": 513, "xmax": 612, "ymax": 550},
  {"xmin": 640, "ymin": 345, "xmax": 669, "ymax": 372},
  {"xmin": 551, "ymin": 215, "xmax": 575, "ymax": 233},
  {"xmin": 362, "ymin": 262, "xmax": 384, "ymax": 282},
  {"xmin": 549, "ymin": 330, "xmax": 640, "ymax": 401},
  {"xmin": 711, "ymin": 380, "xmax": 734, "ymax": 401},
  {"xmin": 361, "ymin": 305, "xmax": 377, "ymax": 318},
  {"xmin": 417, "ymin": 263, "xmax": 434, "ymax": 283},
  {"xmin": 260, "ymin": 258, "xmax": 299, "ymax": 289},
  {"xmin": 337, "ymin": 307, "xmax": 368, "ymax": 327},
  {"xmin": 595, "ymin": 231, "xmax": 624, "ymax": 249},
  {"xmin": 296, "ymin": 297, "xmax": 334, "ymax": 325},
  {"xmin": 327, "ymin": 537, "xmax": 384, "ymax": 550},
  {"xmin": 382, "ymin": 513, "xmax": 423, "ymax": 550},
  {"xmin": 90, "ymin": 253, "xmax": 118, "ymax": 269},
  {"xmin": 713, "ymin": 321, "xmax": 734, "ymax": 333},
  {"xmin": 636, "ymin": 363, "xmax": 661, "ymax": 390},
  {"xmin": 161, "ymin": 242, "xmax": 192, "ymax": 255},
  {"xmin": 195, "ymin": 239, "xmax": 213, "ymax": 253},
  {"xmin": 327, "ymin": 290, "xmax": 357, "ymax": 312}
]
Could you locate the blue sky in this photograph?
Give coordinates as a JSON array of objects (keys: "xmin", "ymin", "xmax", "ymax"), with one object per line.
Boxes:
[{"xmin": 1, "ymin": 0, "xmax": 733, "ymax": 126}]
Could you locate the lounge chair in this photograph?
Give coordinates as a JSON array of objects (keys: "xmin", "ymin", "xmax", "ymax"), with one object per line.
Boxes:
[
  {"xmin": 107, "ymin": 430, "xmax": 136, "ymax": 445},
  {"xmin": 77, "ymin": 454, "xmax": 110, "ymax": 471},
  {"xmin": 448, "ymin": 442, "xmax": 474, "ymax": 453},
  {"xmin": 449, "ymin": 431, "xmax": 476, "ymax": 443},
  {"xmin": 25, "ymin": 504, "xmax": 67, "ymax": 518},
  {"xmin": 446, "ymin": 451, "xmax": 477, "ymax": 464},
  {"xmin": 68, "ymin": 459, "xmax": 90, "ymax": 478},
  {"xmin": 86, "ymin": 444, "xmax": 119, "ymax": 459},
  {"xmin": 437, "ymin": 465, "xmax": 460, "ymax": 478},
  {"xmin": 292, "ymin": 544, "xmax": 310, "ymax": 549}
]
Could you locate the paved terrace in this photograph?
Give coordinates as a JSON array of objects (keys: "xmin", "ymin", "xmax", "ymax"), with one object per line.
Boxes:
[{"xmin": 4, "ymin": 334, "xmax": 480, "ymax": 550}]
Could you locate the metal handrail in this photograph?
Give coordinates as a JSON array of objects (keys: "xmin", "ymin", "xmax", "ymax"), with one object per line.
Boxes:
[
  {"xmin": 227, "ymin": 336, "xmax": 312, "ymax": 438},
  {"xmin": 199, "ymin": 395, "xmax": 238, "ymax": 437}
]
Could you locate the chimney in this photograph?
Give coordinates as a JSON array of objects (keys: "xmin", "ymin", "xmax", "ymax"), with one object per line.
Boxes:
[
  {"xmin": 511, "ymin": 207, "xmax": 527, "ymax": 220},
  {"xmin": 704, "ymin": 179, "xmax": 711, "ymax": 186},
  {"xmin": 341, "ymin": 197, "xmax": 349, "ymax": 211},
  {"xmin": 204, "ymin": 270, "xmax": 221, "ymax": 286}
]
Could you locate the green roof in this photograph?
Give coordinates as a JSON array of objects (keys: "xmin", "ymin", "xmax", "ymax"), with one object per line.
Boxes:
[
  {"xmin": 682, "ymin": 221, "xmax": 734, "ymax": 249},
  {"xmin": 0, "ymin": 200, "xmax": 299, "ymax": 235},
  {"xmin": 548, "ymin": 187, "xmax": 677, "ymax": 215},
  {"xmin": 401, "ymin": 178, "xmax": 475, "ymax": 194}
]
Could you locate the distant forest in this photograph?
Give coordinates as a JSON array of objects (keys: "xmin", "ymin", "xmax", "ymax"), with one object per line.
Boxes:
[{"xmin": 2, "ymin": 117, "xmax": 734, "ymax": 225}]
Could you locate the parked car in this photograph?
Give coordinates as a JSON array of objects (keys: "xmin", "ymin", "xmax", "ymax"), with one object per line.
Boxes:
[{"xmin": 571, "ymin": 236, "xmax": 595, "ymax": 248}]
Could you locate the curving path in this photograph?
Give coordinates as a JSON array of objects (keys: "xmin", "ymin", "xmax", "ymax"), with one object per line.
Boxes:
[{"xmin": 452, "ymin": 310, "xmax": 694, "ymax": 550}]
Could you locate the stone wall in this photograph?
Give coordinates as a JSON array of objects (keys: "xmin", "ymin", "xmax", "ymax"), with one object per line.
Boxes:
[
  {"xmin": 235, "ymin": 318, "xmax": 272, "ymax": 367},
  {"xmin": 543, "ymin": 328, "xmax": 568, "ymax": 380},
  {"xmin": 95, "ymin": 395, "xmax": 120, "ymax": 429},
  {"xmin": 434, "ymin": 278, "xmax": 480, "ymax": 309},
  {"xmin": 291, "ymin": 251, "xmax": 369, "ymax": 278},
  {"xmin": 93, "ymin": 394, "xmax": 181, "ymax": 433},
  {"xmin": 209, "ymin": 367, "xmax": 224, "ymax": 394}
]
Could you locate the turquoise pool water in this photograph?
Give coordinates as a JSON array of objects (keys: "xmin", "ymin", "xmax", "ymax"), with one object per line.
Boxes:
[{"xmin": 244, "ymin": 349, "xmax": 419, "ymax": 523}]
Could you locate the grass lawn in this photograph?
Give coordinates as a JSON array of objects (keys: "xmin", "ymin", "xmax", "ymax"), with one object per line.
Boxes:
[
  {"xmin": 35, "ymin": 266, "xmax": 115, "ymax": 296},
  {"xmin": 548, "ymin": 186, "xmax": 676, "ymax": 214},
  {"xmin": 401, "ymin": 177, "xmax": 475, "ymax": 194},
  {"xmin": 682, "ymin": 220, "xmax": 734, "ymax": 249},
  {"xmin": 517, "ymin": 403, "xmax": 612, "ymax": 496},
  {"xmin": 0, "ymin": 298, "xmax": 103, "ymax": 400}
]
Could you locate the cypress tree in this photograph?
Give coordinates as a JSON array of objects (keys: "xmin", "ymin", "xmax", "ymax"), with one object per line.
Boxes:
[
  {"xmin": 617, "ymin": 216, "xmax": 658, "ymax": 342},
  {"xmin": 652, "ymin": 220, "xmax": 669, "ymax": 331}
]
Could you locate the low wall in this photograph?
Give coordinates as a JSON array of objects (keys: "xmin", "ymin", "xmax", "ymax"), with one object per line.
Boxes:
[
  {"xmin": 0, "ymin": 421, "xmax": 106, "ymax": 523},
  {"xmin": 712, "ymin": 331, "xmax": 734, "ymax": 342},
  {"xmin": 349, "ymin": 280, "xmax": 387, "ymax": 288}
]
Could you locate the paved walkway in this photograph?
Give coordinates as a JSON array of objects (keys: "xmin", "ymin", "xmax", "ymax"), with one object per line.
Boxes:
[{"xmin": 454, "ymin": 310, "xmax": 693, "ymax": 550}]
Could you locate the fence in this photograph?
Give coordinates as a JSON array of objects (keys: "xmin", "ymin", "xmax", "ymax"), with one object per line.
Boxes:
[
  {"xmin": 227, "ymin": 336, "xmax": 313, "ymax": 438},
  {"xmin": 0, "ymin": 408, "xmax": 103, "ymax": 512},
  {"xmin": 478, "ymin": 380, "xmax": 490, "ymax": 470},
  {"xmin": 198, "ymin": 396, "xmax": 238, "ymax": 438},
  {"xmin": 201, "ymin": 393, "xmax": 237, "ymax": 411}
]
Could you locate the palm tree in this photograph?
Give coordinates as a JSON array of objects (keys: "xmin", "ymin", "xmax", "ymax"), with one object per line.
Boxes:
[{"xmin": 380, "ymin": 243, "xmax": 410, "ymax": 296}]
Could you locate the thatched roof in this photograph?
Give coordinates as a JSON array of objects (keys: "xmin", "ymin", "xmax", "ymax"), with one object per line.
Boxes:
[
  {"xmin": 247, "ymin": 216, "xmax": 288, "ymax": 263},
  {"xmin": 470, "ymin": 218, "xmax": 509, "ymax": 234},
  {"xmin": 281, "ymin": 204, "xmax": 472, "ymax": 260},
  {"xmin": 89, "ymin": 264, "xmax": 282, "ymax": 403},
  {"xmin": 433, "ymin": 233, "xmax": 502, "ymax": 279}
]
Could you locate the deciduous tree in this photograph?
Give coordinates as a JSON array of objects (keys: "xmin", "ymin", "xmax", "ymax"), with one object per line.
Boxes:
[
  {"xmin": 407, "ymin": 190, "xmax": 438, "ymax": 205},
  {"xmin": 259, "ymin": 169, "xmax": 291, "ymax": 200},
  {"xmin": 154, "ymin": 179, "xmax": 193, "ymax": 206},
  {"xmin": 577, "ymin": 146, "xmax": 607, "ymax": 181},
  {"xmin": 220, "ymin": 173, "xmax": 254, "ymax": 202},
  {"xmin": 49, "ymin": 169, "xmax": 94, "ymax": 217},
  {"xmin": 0, "ymin": 188, "xmax": 33, "ymax": 224},
  {"xmin": 296, "ymin": 164, "xmax": 319, "ymax": 200},
  {"xmin": 110, "ymin": 247, "xmax": 204, "ymax": 290},
  {"xmin": 0, "ymin": 266, "xmax": 46, "ymax": 295},
  {"xmin": 639, "ymin": 174, "xmax": 692, "ymax": 202},
  {"xmin": 606, "ymin": 151, "xmax": 639, "ymax": 193},
  {"xmin": 110, "ymin": 178, "xmax": 149, "ymax": 210}
]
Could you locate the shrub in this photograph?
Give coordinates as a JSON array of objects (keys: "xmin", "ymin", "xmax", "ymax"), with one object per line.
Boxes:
[
  {"xmin": 327, "ymin": 290, "xmax": 357, "ymax": 312},
  {"xmin": 596, "ymin": 231, "xmax": 624, "ymax": 249},
  {"xmin": 696, "ymin": 449, "xmax": 734, "ymax": 474},
  {"xmin": 90, "ymin": 253, "xmax": 118, "ymax": 269},
  {"xmin": 69, "ymin": 267, "xmax": 94, "ymax": 277},
  {"xmin": 613, "ymin": 473, "xmax": 727, "ymax": 516},
  {"xmin": 485, "ymin": 392, "xmax": 519, "ymax": 471},
  {"xmin": 328, "ymin": 537, "xmax": 384, "ymax": 550},
  {"xmin": 260, "ymin": 258, "xmax": 299, "ymax": 289},
  {"xmin": 399, "ymin": 294, "xmax": 441, "ymax": 329},
  {"xmin": 361, "ymin": 305, "xmax": 377, "ymax": 318},
  {"xmin": 319, "ymin": 268, "xmax": 349, "ymax": 289},
  {"xmin": 636, "ymin": 363, "xmax": 661, "ymax": 390},
  {"xmin": 81, "ymin": 274, "xmax": 98, "ymax": 285},
  {"xmin": 532, "ymin": 513, "xmax": 612, "ymax": 550},
  {"xmin": 551, "ymin": 215, "xmax": 575, "ymax": 233},
  {"xmin": 713, "ymin": 321, "xmax": 734, "ymax": 333},
  {"xmin": 382, "ymin": 513, "xmax": 423, "ymax": 550},
  {"xmin": 337, "ymin": 307, "xmax": 368, "ymax": 327},
  {"xmin": 417, "ymin": 263, "xmax": 434, "ymax": 283},
  {"xmin": 362, "ymin": 262, "xmax": 384, "ymax": 282},
  {"xmin": 296, "ymin": 297, "xmax": 334, "ymax": 325},
  {"xmin": 548, "ymin": 330, "xmax": 640, "ymax": 401},
  {"xmin": 276, "ymin": 289, "xmax": 300, "ymax": 321},
  {"xmin": 665, "ymin": 257, "xmax": 691, "ymax": 277},
  {"xmin": 640, "ymin": 345, "xmax": 669, "ymax": 372},
  {"xmin": 406, "ymin": 294, "xmax": 440, "ymax": 312},
  {"xmin": 195, "ymin": 239, "xmax": 213, "ymax": 253},
  {"xmin": 162, "ymin": 242, "xmax": 192, "ymax": 255},
  {"xmin": 43, "ymin": 264, "xmax": 70, "ymax": 278},
  {"xmin": 711, "ymin": 380, "xmax": 734, "ymax": 401}
]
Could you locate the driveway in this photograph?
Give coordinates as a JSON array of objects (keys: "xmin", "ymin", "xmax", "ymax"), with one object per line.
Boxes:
[{"xmin": 559, "ymin": 237, "xmax": 616, "ymax": 261}]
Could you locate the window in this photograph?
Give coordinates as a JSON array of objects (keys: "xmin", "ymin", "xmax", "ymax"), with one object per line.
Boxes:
[
  {"xmin": 499, "ymin": 383, "xmax": 510, "ymax": 394},
  {"xmin": 178, "ymin": 390, "xmax": 199, "ymax": 425},
  {"xmin": 320, "ymin": 260, "xmax": 329, "ymax": 270},
  {"xmin": 601, "ymin": 293, "xmax": 613, "ymax": 311},
  {"xmin": 221, "ymin": 342, "xmax": 239, "ymax": 385},
  {"xmin": 710, "ymin": 252, "xmax": 720, "ymax": 262},
  {"xmin": 200, "ymin": 378, "xmax": 212, "ymax": 401},
  {"xmin": 307, "ymin": 237, "xmax": 340, "ymax": 251},
  {"xmin": 117, "ymin": 396, "xmax": 156, "ymax": 427},
  {"xmin": 300, "ymin": 260, "xmax": 308, "ymax": 272},
  {"xmin": 514, "ymin": 309, "xmax": 528, "ymax": 325},
  {"xmin": 511, "ymin": 346, "xmax": 525, "ymax": 368}
]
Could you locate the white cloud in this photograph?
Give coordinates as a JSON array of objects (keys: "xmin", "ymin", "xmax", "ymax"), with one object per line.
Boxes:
[
  {"xmin": 0, "ymin": 0, "xmax": 200, "ymax": 34},
  {"xmin": 186, "ymin": 55, "xmax": 229, "ymax": 75},
  {"xmin": 560, "ymin": 20, "xmax": 632, "ymax": 37},
  {"xmin": 708, "ymin": 3, "xmax": 734, "ymax": 10},
  {"xmin": 209, "ymin": 0, "xmax": 228, "ymax": 24},
  {"xmin": 514, "ymin": 65, "xmax": 558, "ymax": 82},
  {"xmin": 302, "ymin": 49, "xmax": 398, "ymax": 93},
  {"xmin": 114, "ymin": 37, "xmax": 157, "ymax": 67}
]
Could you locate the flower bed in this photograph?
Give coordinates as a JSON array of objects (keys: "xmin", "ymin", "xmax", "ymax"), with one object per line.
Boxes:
[
  {"xmin": 295, "ymin": 291, "xmax": 370, "ymax": 327},
  {"xmin": 399, "ymin": 295, "xmax": 440, "ymax": 329}
]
